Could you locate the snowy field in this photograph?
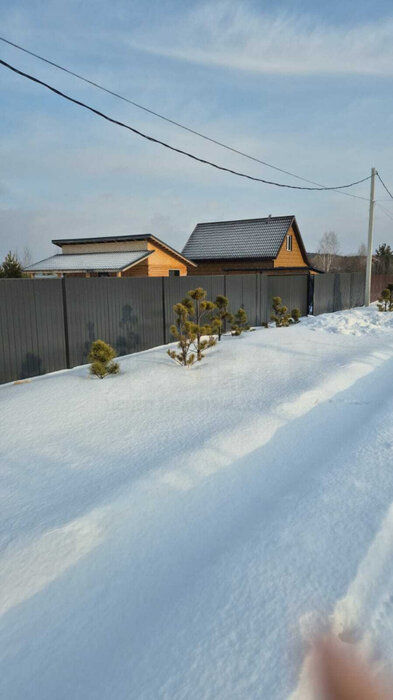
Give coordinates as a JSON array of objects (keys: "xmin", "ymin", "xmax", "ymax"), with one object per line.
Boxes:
[{"xmin": 1, "ymin": 305, "xmax": 393, "ymax": 699}]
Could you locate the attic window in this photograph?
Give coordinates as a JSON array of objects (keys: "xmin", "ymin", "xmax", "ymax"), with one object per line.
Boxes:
[{"xmin": 286, "ymin": 234, "xmax": 293, "ymax": 251}]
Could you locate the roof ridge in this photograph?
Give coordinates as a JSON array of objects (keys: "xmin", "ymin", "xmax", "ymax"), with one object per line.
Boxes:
[
  {"xmin": 50, "ymin": 251, "xmax": 146, "ymax": 257},
  {"xmin": 194, "ymin": 215, "xmax": 294, "ymax": 227},
  {"xmin": 52, "ymin": 234, "xmax": 155, "ymax": 244}
]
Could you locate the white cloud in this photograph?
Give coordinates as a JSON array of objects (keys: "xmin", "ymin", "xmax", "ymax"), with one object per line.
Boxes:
[{"xmin": 129, "ymin": 2, "xmax": 393, "ymax": 77}]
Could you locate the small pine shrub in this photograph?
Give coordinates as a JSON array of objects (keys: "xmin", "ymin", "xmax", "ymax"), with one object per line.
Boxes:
[
  {"xmin": 269, "ymin": 298, "xmax": 300, "ymax": 326},
  {"xmin": 388, "ymin": 284, "xmax": 393, "ymax": 311},
  {"xmin": 231, "ymin": 307, "xmax": 250, "ymax": 336},
  {"xmin": 168, "ymin": 288, "xmax": 217, "ymax": 365},
  {"xmin": 187, "ymin": 288, "xmax": 217, "ymax": 360},
  {"xmin": 167, "ymin": 302, "xmax": 197, "ymax": 366},
  {"xmin": 377, "ymin": 288, "xmax": 391, "ymax": 312},
  {"xmin": 88, "ymin": 340, "xmax": 120, "ymax": 379},
  {"xmin": 211, "ymin": 295, "xmax": 233, "ymax": 340},
  {"xmin": 291, "ymin": 308, "xmax": 301, "ymax": 324},
  {"xmin": 271, "ymin": 296, "xmax": 291, "ymax": 327}
]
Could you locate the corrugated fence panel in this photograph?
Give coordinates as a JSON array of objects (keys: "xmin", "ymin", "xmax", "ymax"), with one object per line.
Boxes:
[
  {"xmin": 314, "ymin": 272, "xmax": 365, "ymax": 315},
  {"xmin": 333, "ymin": 273, "xmax": 351, "ymax": 311},
  {"xmin": 267, "ymin": 275, "xmax": 308, "ymax": 319},
  {"xmin": 65, "ymin": 278, "xmax": 165, "ymax": 366},
  {"xmin": 313, "ymin": 274, "xmax": 335, "ymax": 315},
  {"xmin": 0, "ymin": 279, "xmax": 66, "ymax": 383},
  {"xmin": 350, "ymin": 271, "xmax": 365, "ymax": 308},
  {"xmin": 225, "ymin": 274, "xmax": 259, "ymax": 325},
  {"xmin": 163, "ymin": 275, "xmax": 225, "ymax": 340}
]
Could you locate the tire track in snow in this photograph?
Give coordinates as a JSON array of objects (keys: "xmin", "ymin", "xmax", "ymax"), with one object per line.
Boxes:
[
  {"xmin": 158, "ymin": 346, "xmax": 393, "ymax": 493},
  {"xmin": 2, "ymin": 344, "xmax": 393, "ymax": 629},
  {"xmin": 0, "ymin": 512, "xmax": 103, "ymax": 617}
]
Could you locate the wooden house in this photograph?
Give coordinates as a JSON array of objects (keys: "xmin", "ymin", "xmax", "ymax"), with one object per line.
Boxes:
[
  {"xmin": 182, "ymin": 215, "xmax": 318, "ymax": 275},
  {"xmin": 25, "ymin": 234, "xmax": 195, "ymax": 278}
]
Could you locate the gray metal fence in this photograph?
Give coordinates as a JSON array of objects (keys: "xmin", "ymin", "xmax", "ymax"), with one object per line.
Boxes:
[
  {"xmin": 64, "ymin": 277, "xmax": 165, "ymax": 367},
  {"xmin": 313, "ymin": 271, "xmax": 365, "ymax": 315},
  {"xmin": 0, "ymin": 271, "xmax": 366, "ymax": 384},
  {"xmin": 0, "ymin": 279, "xmax": 67, "ymax": 383},
  {"xmin": 267, "ymin": 275, "xmax": 309, "ymax": 320}
]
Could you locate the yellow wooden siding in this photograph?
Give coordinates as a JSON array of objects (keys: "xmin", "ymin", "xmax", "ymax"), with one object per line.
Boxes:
[
  {"xmin": 121, "ymin": 260, "xmax": 150, "ymax": 277},
  {"xmin": 146, "ymin": 242, "xmax": 188, "ymax": 276},
  {"xmin": 274, "ymin": 225, "xmax": 307, "ymax": 268}
]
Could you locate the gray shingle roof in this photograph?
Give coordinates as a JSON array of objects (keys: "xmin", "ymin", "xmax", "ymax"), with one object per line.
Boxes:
[
  {"xmin": 25, "ymin": 251, "xmax": 152, "ymax": 272},
  {"xmin": 182, "ymin": 216, "xmax": 295, "ymax": 260}
]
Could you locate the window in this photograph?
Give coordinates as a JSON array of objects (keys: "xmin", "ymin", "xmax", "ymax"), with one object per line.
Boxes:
[
  {"xmin": 169, "ymin": 269, "xmax": 180, "ymax": 277},
  {"xmin": 286, "ymin": 234, "xmax": 292, "ymax": 251}
]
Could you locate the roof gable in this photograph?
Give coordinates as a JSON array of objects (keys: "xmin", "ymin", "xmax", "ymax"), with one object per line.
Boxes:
[{"xmin": 182, "ymin": 216, "xmax": 296, "ymax": 260}]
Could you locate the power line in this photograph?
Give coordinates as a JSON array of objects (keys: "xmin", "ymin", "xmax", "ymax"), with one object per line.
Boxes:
[
  {"xmin": 376, "ymin": 171, "xmax": 393, "ymax": 200},
  {"xmin": 0, "ymin": 35, "xmax": 370, "ymax": 202},
  {"xmin": 376, "ymin": 203, "xmax": 393, "ymax": 222},
  {"xmin": 0, "ymin": 58, "xmax": 373, "ymax": 194}
]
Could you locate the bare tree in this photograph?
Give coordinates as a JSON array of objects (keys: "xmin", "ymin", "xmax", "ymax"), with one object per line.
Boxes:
[
  {"xmin": 316, "ymin": 231, "xmax": 340, "ymax": 272},
  {"xmin": 21, "ymin": 246, "xmax": 33, "ymax": 269}
]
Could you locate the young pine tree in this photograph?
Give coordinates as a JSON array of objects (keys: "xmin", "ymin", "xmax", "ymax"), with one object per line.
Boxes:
[
  {"xmin": 377, "ymin": 288, "xmax": 391, "ymax": 312},
  {"xmin": 388, "ymin": 283, "xmax": 393, "ymax": 311},
  {"xmin": 187, "ymin": 288, "xmax": 216, "ymax": 360},
  {"xmin": 167, "ymin": 302, "xmax": 197, "ymax": 366},
  {"xmin": 271, "ymin": 300, "xmax": 300, "ymax": 326},
  {"xmin": 271, "ymin": 296, "xmax": 291, "ymax": 327},
  {"xmin": 0, "ymin": 251, "xmax": 23, "ymax": 278},
  {"xmin": 231, "ymin": 307, "xmax": 250, "ymax": 336},
  {"xmin": 291, "ymin": 308, "xmax": 301, "ymax": 324},
  {"xmin": 211, "ymin": 295, "xmax": 233, "ymax": 340},
  {"xmin": 88, "ymin": 339, "xmax": 120, "ymax": 378}
]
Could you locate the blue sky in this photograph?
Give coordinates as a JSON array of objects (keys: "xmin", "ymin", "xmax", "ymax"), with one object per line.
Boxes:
[{"xmin": 1, "ymin": 0, "xmax": 393, "ymax": 261}]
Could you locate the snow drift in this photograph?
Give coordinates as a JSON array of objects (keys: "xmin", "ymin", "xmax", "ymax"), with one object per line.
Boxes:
[{"xmin": 1, "ymin": 306, "xmax": 393, "ymax": 699}]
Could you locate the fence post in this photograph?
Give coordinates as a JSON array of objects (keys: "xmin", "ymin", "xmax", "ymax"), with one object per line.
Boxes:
[
  {"xmin": 61, "ymin": 277, "xmax": 71, "ymax": 369},
  {"xmin": 307, "ymin": 273, "xmax": 314, "ymax": 315},
  {"xmin": 161, "ymin": 276, "xmax": 167, "ymax": 345}
]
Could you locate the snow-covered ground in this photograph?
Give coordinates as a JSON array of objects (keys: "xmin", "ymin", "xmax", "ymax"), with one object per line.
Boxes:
[{"xmin": 1, "ymin": 305, "xmax": 393, "ymax": 699}]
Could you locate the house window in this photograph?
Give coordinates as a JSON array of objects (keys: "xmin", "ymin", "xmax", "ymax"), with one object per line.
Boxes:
[
  {"xmin": 169, "ymin": 269, "xmax": 180, "ymax": 277},
  {"xmin": 286, "ymin": 234, "xmax": 292, "ymax": 251}
]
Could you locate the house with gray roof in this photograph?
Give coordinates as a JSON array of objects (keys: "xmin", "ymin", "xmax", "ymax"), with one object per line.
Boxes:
[
  {"xmin": 182, "ymin": 215, "xmax": 318, "ymax": 276},
  {"xmin": 25, "ymin": 234, "xmax": 196, "ymax": 278}
]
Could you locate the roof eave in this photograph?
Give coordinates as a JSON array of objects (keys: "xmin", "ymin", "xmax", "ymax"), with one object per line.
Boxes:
[{"xmin": 25, "ymin": 251, "xmax": 153, "ymax": 274}]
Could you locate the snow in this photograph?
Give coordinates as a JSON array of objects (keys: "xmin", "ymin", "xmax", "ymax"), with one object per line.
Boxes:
[
  {"xmin": 1, "ymin": 305, "xmax": 393, "ymax": 699},
  {"xmin": 303, "ymin": 303, "xmax": 393, "ymax": 335}
]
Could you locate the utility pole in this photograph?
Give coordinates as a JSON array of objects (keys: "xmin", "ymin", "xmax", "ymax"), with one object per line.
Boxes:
[{"xmin": 365, "ymin": 167, "xmax": 376, "ymax": 306}]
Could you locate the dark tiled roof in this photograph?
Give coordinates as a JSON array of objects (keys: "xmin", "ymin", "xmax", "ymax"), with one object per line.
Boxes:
[{"xmin": 182, "ymin": 216, "xmax": 295, "ymax": 260}]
